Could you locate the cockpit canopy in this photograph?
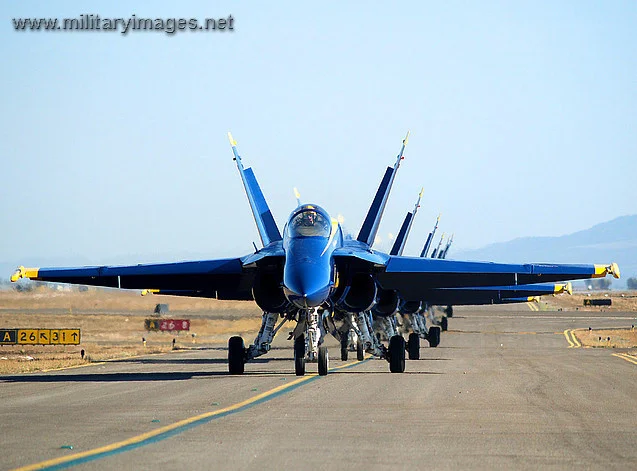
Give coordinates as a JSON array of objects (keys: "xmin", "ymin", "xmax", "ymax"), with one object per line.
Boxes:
[{"xmin": 287, "ymin": 206, "xmax": 331, "ymax": 238}]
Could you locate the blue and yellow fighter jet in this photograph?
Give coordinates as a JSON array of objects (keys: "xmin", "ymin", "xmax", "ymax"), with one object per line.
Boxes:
[{"xmin": 11, "ymin": 133, "xmax": 620, "ymax": 375}]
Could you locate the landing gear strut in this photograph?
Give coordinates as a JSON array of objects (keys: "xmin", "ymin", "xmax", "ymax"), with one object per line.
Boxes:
[{"xmin": 227, "ymin": 311, "xmax": 288, "ymax": 375}]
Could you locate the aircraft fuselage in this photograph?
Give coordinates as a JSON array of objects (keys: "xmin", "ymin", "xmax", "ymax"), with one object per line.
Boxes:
[{"xmin": 282, "ymin": 204, "xmax": 342, "ymax": 309}]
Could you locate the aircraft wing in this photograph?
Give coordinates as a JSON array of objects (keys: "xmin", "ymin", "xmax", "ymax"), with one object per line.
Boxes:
[
  {"xmin": 10, "ymin": 258, "xmax": 256, "ymax": 300},
  {"xmin": 416, "ymin": 282, "xmax": 570, "ymax": 305},
  {"xmin": 376, "ymin": 256, "xmax": 619, "ymax": 300}
]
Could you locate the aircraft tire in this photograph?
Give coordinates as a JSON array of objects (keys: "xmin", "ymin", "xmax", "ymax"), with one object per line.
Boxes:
[
  {"xmin": 228, "ymin": 336, "xmax": 245, "ymax": 375},
  {"xmin": 340, "ymin": 337, "xmax": 348, "ymax": 361},
  {"xmin": 389, "ymin": 335, "xmax": 406, "ymax": 373},
  {"xmin": 294, "ymin": 335, "xmax": 306, "ymax": 376},
  {"xmin": 356, "ymin": 340, "xmax": 364, "ymax": 361},
  {"xmin": 441, "ymin": 316, "xmax": 448, "ymax": 332},
  {"xmin": 318, "ymin": 346, "xmax": 329, "ymax": 376},
  {"xmin": 428, "ymin": 326, "xmax": 441, "ymax": 348},
  {"xmin": 407, "ymin": 332, "xmax": 420, "ymax": 360}
]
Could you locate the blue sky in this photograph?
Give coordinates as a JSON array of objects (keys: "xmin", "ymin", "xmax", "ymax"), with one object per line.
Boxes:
[{"xmin": 1, "ymin": 1, "xmax": 635, "ymax": 267}]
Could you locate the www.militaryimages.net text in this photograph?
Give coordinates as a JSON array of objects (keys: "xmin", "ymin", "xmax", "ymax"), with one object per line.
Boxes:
[{"xmin": 12, "ymin": 14, "xmax": 235, "ymax": 35}]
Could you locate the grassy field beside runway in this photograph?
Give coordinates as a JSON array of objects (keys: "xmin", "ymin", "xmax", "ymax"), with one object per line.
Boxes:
[
  {"xmin": 1, "ymin": 286, "xmax": 636, "ymax": 374},
  {"xmin": 544, "ymin": 291, "xmax": 637, "ymax": 312},
  {"xmin": 0, "ymin": 288, "xmax": 262, "ymax": 374},
  {"xmin": 572, "ymin": 328, "xmax": 637, "ymax": 348}
]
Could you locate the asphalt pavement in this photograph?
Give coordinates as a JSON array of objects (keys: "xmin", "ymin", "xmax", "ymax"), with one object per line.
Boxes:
[{"xmin": 1, "ymin": 304, "xmax": 636, "ymax": 470}]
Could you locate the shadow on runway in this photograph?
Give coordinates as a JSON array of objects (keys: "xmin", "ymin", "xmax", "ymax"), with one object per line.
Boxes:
[
  {"xmin": 0, "ymin": 371, "xmax": 225, "ymax": 382},
  {"xmin": 110, "ymin": 357, "xmax": 292, "ymax": 365},
  {"xmin": 0, "ymin": 369, "xmax": 301, "ymax": 383}
]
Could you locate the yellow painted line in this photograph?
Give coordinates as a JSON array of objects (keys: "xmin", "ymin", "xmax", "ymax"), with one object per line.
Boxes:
[
  {"xmin": 13, "ymin": 356, "xmax": 366, "ymax": 471},
  {"xmin": 563, "ymin": 329, "xmax": 581, "ymax": 348},
  {"xmin": 527, "ymin": 302, "xmax": 539, "ymax": 312},
  {"xmin": 570, "ymin": 330, "xmax": 581, "ymax": 348},
  {"xmin": 612, "ymin": 353, "xmax": 637, "ymax": 366}
]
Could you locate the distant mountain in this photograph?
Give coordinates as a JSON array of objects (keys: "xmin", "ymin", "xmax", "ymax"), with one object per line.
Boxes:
[{"xmin": 454, "ymin": 215, "xmax": 637, "ymax": 288}]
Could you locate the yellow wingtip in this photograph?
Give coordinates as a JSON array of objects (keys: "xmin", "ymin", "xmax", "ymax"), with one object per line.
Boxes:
[
  {"xmin": 403, "ymin": 130, "xmax": 410, "ymax": 146},
  {"xmin": 294, "ymin": 187, "xmax": 301, "ymax": 199},
  {"xmin": 419, "ymin": 187, "xmax": 424, "ymax": 198},
  {"xmin": 594, "ymin": 263, "xmax": 621, "ymax": 279},
  {"xmin": 554, "ymin": 282, "xmax": 572, "ymax": 295},
  {"xmin": 10, "ymin": 266, "xmax": 39, "ymax": 282},
  {"xmin": 141, "ymin": 289, "xmax": 160, "ymax": 296},
  {"xmin": 227, "ymin": 132, "xmax": 237, "ymax": 147}
]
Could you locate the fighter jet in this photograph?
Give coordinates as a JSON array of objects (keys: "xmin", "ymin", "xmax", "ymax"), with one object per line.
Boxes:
[{"xmin": 11, "ymin": 133, "xmax": 620, "ymax": 375}]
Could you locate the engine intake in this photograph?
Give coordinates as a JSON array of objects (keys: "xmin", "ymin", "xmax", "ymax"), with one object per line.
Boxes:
[
  {"xmin": 372, "ymin": 289, "xmax": 399, "ymax": 317},
  {"xmin": 334, "ymin": 273, "xmax": 377, "ymax": 312},
  {"xmin": 252, "ymin": 273, "xmax": 291, "ymax": 313}
]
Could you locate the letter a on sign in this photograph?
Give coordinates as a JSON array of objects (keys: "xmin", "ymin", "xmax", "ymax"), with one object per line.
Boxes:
[{"xmin": 3, "ymin": 331, "xmax": 11, "ymax": 342}]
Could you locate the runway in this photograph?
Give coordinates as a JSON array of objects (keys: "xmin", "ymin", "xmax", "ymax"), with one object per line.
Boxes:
[{"xmin": 2, "ymin": 305, "xmax": 636, "ymax": 470}]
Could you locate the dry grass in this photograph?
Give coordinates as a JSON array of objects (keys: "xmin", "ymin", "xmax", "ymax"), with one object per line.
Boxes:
[
  {"xmin": 0, "ymin": 285, "xmax": 262, "ymax": 317},
  {"xmin": 573, "ymin": 328, "xmax": 637, "ymax": 349},
  {"xmin": 0, "ymin": 287, "xmax": 263, "ymax": 374},
  {"xmin": 541, "ymin": 292, "xmax": 637, "ymax": 312}
]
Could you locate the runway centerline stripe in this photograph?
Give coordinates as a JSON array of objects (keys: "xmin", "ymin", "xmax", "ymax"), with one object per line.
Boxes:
[{"xmin": 13, "ymin": 357, "xmax": 370, "ymax": 471}]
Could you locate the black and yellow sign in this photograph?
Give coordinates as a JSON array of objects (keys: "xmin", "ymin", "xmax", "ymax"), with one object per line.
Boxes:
[
  {"xmin": 0, "ymin": 329, "xmax": 81, "ymax": 345},
  {"xmin": 0, "ymin": 329, "xmax": 17, "ymax": 344},
  {"xmin": 145, "ymin": 319, "xmax": 160, "ymax": 331}
]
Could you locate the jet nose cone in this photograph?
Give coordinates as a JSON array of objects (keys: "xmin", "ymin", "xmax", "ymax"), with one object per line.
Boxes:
[{"xmin": 283, "ymin": 285, "xmax": 329, "ymax": 309}]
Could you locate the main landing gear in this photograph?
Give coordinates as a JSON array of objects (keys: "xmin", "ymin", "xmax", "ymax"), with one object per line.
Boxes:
[
  {"xmin": 407, "ymin": 332, "xmax": 420, "ymax": 360},
  {"xmin": 227, "ymin": 308, "xmax": 331, "ymax": 377},
  {"xmin": 427, "ymin": 326, "xmax": 441, "ymax": 348},
  {"xmin": 440, "ymin": 316, "xmax": 448, "ymax": 332},
  {"xmin": 389, "ymin": 335, "xmax": 406, "ymax": 373}
]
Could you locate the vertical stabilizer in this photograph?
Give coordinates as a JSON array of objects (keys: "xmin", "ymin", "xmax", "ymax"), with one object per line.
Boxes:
[
  {"xmin": 229, "ymin": 133, "xmax": 282, "ymax": 247},
  {"xmin": 390, "ymin": 188, "xmax": 424, "ymax": 256},
  {"xmin": 431, "ymin": 233, "xmax": 445, "ymax": 259},
  {"xmin": 357, "ymin": 132, "xmax": 410, "ymax": 246},
  {"xmin": 420, "ymin": 214, "xmax": 440, "ymax": 257},
  {"xmin": 441, "ymin": 234, "xmax": 454, "ymax": 259}
]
